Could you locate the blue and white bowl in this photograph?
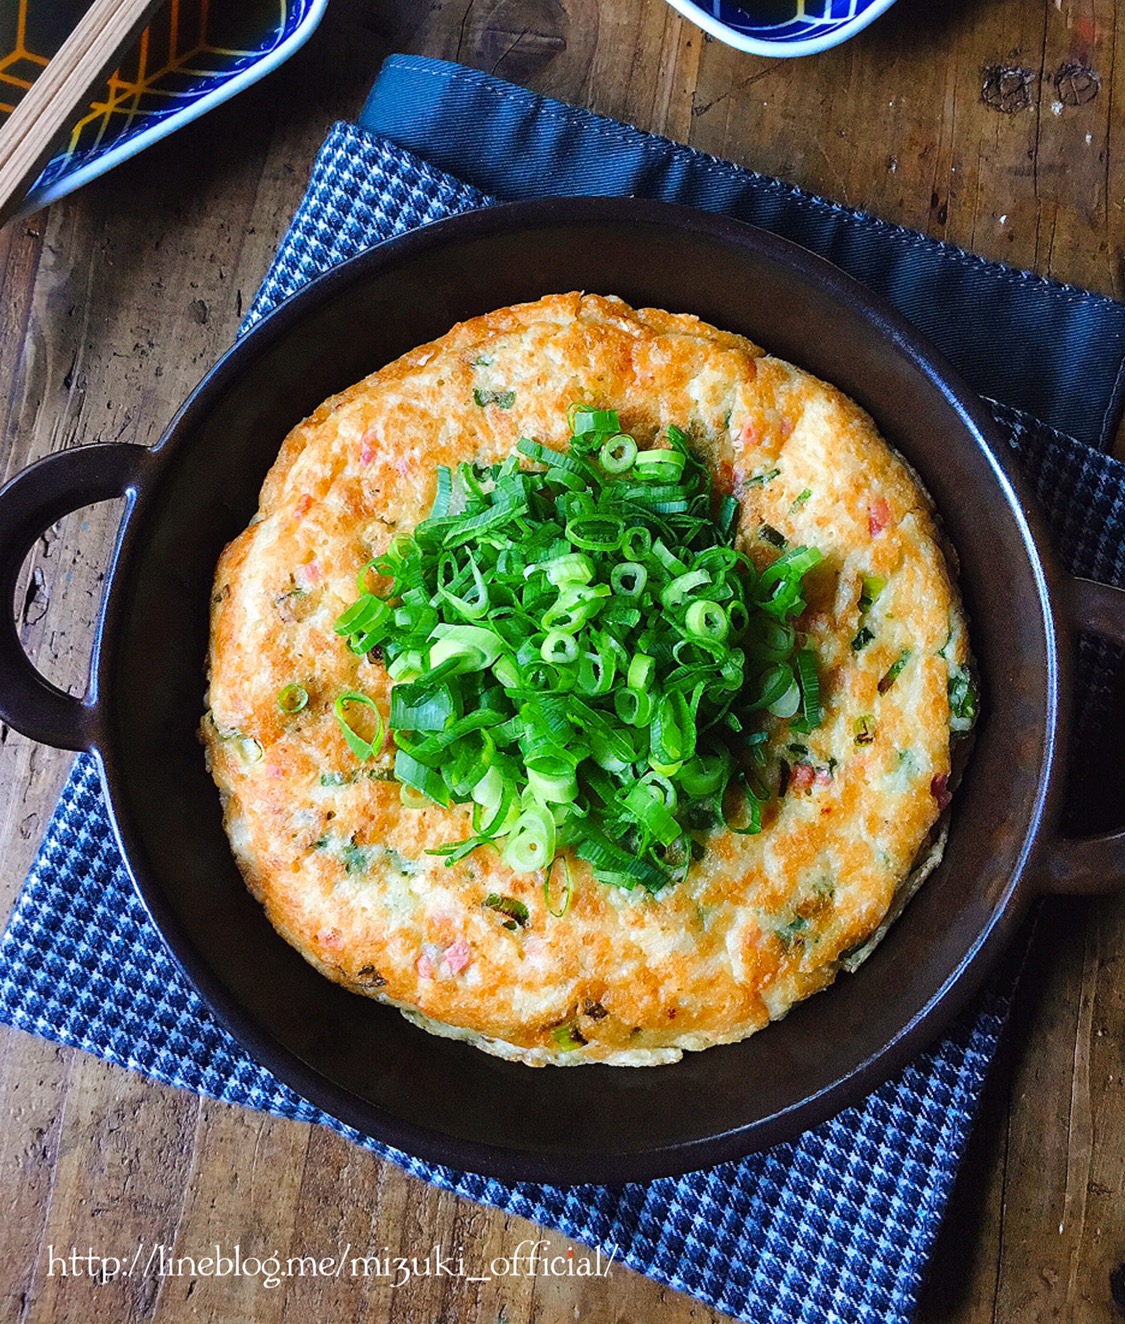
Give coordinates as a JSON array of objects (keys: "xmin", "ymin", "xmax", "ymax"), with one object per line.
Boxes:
[
  {"xmin": 664, "ymin": 0, "xmax": 897, "ymax": 56},
  {"xmin": 1, "ymin": 0, "xmax": 328, "ymax": 218}
]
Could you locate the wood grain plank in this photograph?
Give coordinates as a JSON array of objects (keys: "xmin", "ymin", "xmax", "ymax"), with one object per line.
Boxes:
[
  {"xmin": 148, "ymin": 1104, "xmax": 310, "ymax": 1323},
  {"xmin": 0, "ymin": 1034, "xmax": 73, "ymax": 1324},
  {"xmin": 23, "ymin": 1058, "xmax": 198, "ymax": 1324}
]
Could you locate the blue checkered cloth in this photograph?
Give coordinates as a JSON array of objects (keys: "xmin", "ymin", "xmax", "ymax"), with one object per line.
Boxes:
[{"xmin": 4, "ymin": 63, "xmax": 1125, "ymax": 1324}]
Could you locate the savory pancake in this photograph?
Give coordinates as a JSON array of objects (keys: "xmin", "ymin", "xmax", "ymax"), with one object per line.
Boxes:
[{"xmin": 202, "ymin": 292, "xmax": 973, "ymax": 1066}]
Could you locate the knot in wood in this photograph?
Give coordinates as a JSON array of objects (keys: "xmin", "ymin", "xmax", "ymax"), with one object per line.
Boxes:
[{"xmin": 981, "ymin": 64, "xmax": 1035, "ymax": 113}]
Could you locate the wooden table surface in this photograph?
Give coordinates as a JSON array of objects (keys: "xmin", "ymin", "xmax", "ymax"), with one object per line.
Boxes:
[{"xmin": 2, "ymin": 1, "xmax": 1124, "ymax": 1320}]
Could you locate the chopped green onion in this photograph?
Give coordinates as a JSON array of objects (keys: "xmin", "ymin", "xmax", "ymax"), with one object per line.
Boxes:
[
  {"xmin": 767, "ymin": 675, "xmax": 801, "ymax": 719},
  {"xmin": 503, "ymin": 804, "xmax": 556, "ymax": 872},
  {"xmin": 615, "ymin": 686, "xmax": 655, "ymax": 726},
  {"xmin": 611, "ymin": 562, "xmax": 648, "ymax": 597},
  {"xmin": 878, "ymin": 649, "xmax": 912, "ymax": 694},
  {"xmin": 238, "ymin": 735, "xmax": 264, "ymax": 763},
  {"xmin": 429, "ymin": 624, "xmax": 504, "ymax": 673},
  {"xmin": 278, "ymin": 683, "xmax": 308, "ymax": 714},
  {"xmin": 677, "ymin": 753, "xmax": 725, "ymax": 797},
  {"xmin": 793, "ymin": 649, "xmax": 821, "ymax": 729},
  {"xmin": 747, "ymin": 468, "xmax": 781, "ymax": 486},
  {"xmin": 852, "ymin": 626, "xmax": 875, "ymax": 652},
  {"xmin": 633, "ymin": 448, "xmax": 687, "ymax": 481},
  {"xmin": 570, "ymin": 405, "xmax": 619, "ymax": 435},
  {"xmin": 622, "ymin": 526, "xmax": 653, "ymax": 560},
  {"xmin": 388, "ymin": 649, "xmax": 424, "ymax": 682},
  {"xmin": 599, "ymin": 434, "xmax": 638, "ymax": 473},
  {"xmin": 527, "ymin": 762, "xmax": 578, "ymax": 804},
  {"xmin": 542, "ymin": 552, "xmax": 594, "ymax": 587},
  {"xmin": 855, "ymin": 714, "xmax": 876, "ymax": 745},
  {"xmin": 685, "ymin": 600, "xmax": 729, "ymax": 642},
  {"xmin": 759, "ymin": 524, "xmax": 788, "ymax": 549},
  {"xmin": 552, "ymin": 1024, "xmax": 587, "ymax": 1050},
  {"xmin": 334, "ymin": 691, "xmax": 385, "ymax": 762},
  {"xmin": 473, "ymin": 388, "xmax": 515, "ymax": 408},
  {"xmin": 394, "ymin": 749, "xmax": 450, "ymax": 805},
  {"xmin": 541, "ymin": 630, "xmax": 579, "ymax": 665},
  {"xmin": 390, "ymin": 684, "xmax": 456, "ymax": 732},
  {"xmin": 483, "ymin": 893, "xmax": 529, "ymax": 928},
  {"xmin": 948, "ymin": 666, "xmax": 978, "ymax": 732},
  {"xmin": 544, "ymin": 855, "xmax": 573, "ymax": 917},
  {"xmin": 859, "ymin": 575, "xmax": 886, "ymax": 611},
  {"xmin": 627, "ymin": 654, "xmax": 655, "ymax": 690},
  {"xmin": 662, "ymin": 569, "xmax": 711, "ymax": 608},
  {"xmin": 437, "ymin": 551, "xmax": 490, "ymax": 620},
  {"xmin": 334, "ymin": 594, "xmax": 391, "ymax": 648},
  {"xmin": 565, "ymin": 514, "xmax": 625, "ymax": 552},
  {"xmin": 493, "ymin": 654, "xmax": 521, "ymax": 689},
  {"xmin": 623, "ymin": 781, "xmax": 682, "ymax": 846},
  {"xmin": 328, "ymin": 400, "xmax": 825, "ymax": 893}
]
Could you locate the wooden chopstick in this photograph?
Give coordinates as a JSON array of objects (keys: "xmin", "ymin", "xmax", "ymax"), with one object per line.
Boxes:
[{"xmin": 0, "ymin": 0, "xmax": 166, "ymax": 227}]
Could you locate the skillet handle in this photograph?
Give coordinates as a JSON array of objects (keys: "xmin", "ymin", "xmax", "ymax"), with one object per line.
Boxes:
[
  {"xmin": 1040, "ymin": 577, "xmax": 1125, "ymax": 895},
  {"xmin": 0, "ymin": 443, "xmax": 148, "ymax": 751}
]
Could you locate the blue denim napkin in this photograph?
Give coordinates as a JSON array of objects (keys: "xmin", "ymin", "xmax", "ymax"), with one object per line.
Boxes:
[{"xmin": 3, "ymin": 58, "xmax": 1125, "ymax": 1324}]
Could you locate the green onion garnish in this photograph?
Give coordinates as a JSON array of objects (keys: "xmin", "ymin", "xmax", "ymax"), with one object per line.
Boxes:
[
  {"xmin": 278, "ymin": 683, "xmax": 308, "ymax": 714},
  {"xmin": 544, "ymin": 855, "xmax": 573, "ymax": 917},
  {"xmin": 789, "ymin": 649, "xmax": 821, "ymax": 731},
  {"xmin": 948, "ymin": 666, "xmax": 978, "ymax": 733},
  {"xmin": 473, "ymin": 388, "xmax": 515, "ymax": 408},
  {"xmin": 854, "ymin": 715, "xmax": 876, "ymax": 745},
  {"xmin": 333, "ymin": 691, "xmax": 385, "ymax": 762},
  {"xmin": 553, "ymin": 1024, "xmax": 588, "ymax": 1050},
  {"xmin": 483, "ymin": 893, "xmax": 530, "ymax": 929},
  {"xmin": 878, "ymin": 649, "xmax": 912, "ymax": 694},
  {"xmin": 239, "ymin": 736, "xmax": 264, "ymax": 763},
  {"xmin": 859, "ymin": 575, "xmax": 886, "ymax": 612},
  {"xmin": 329, "ymin": 403, "xmax": 824, "ymax": 893},
  {"xmin": 851, "ymin": 626, "xmax": 875, "ymax": 652},
  {"xmin": 599, "ymin": 434, "xmax": 638, "ymax": 473}
]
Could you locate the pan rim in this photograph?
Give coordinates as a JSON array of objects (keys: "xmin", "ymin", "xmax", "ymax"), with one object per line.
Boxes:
[{"xmin": 92, "ymin": 196, "xmax": 1064, "ymax": 1183}]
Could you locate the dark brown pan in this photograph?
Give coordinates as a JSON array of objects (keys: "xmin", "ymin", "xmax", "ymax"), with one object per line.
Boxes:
[{"xmin": 1, "ymin": 198, "xmax": 1123, "ymax": 1183}]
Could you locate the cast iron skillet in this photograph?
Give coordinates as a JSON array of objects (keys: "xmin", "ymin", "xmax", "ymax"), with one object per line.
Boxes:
[{"xmin": 2, "ymin": 198, "xmax": 1124, "ymax": 1184}]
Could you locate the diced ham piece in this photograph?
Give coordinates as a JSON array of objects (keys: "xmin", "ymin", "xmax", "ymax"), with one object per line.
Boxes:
[
  {"xmin": 931, "ymin": 773, "xmax": 952, "ymax": 811},
  {"xmin": 868, "ymin": 497, "xmax": 891, "ymax": 537},
  {"xmin": 317, "ymin": 927, "xmax": 343, "ymax": 950},
  {"xmin": 789, "ymin": 763, "xmax": 816, "ymax": 793},
  {"xmin": 294, "ymin": 493, "xmax": 313, "ymax": 519},
  {"xmin": 293, "ymin": 560, "xmax": 321, "ymax": 590},
  {"xmin": 739, "ymin": 419, "xmax": 760, "ymax": 448},
  {"xmin": 443, "ymin": 938, "xmax": 472, "ymax": 975},
  {"xmin": 417, "ymin": 953, "xmax": 435, "ymax": 980},
  {"xmin": 814, "ymin": 768, "xmax": 833, "ymax": 787}
]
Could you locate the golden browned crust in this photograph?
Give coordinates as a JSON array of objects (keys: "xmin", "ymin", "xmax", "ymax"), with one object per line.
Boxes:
[{"xmin": 203, "ymin": 292, "xmax": 970, "ymax": 1066}]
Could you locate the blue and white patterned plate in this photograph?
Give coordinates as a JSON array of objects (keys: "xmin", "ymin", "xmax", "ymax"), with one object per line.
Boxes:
[
  {"xmin": 664, "ymin": 0, "xmax": 897, "ymax": 56},
  {"xmin": 0, "ymin": 0, "xmax": 328, "ymax": 217}
]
